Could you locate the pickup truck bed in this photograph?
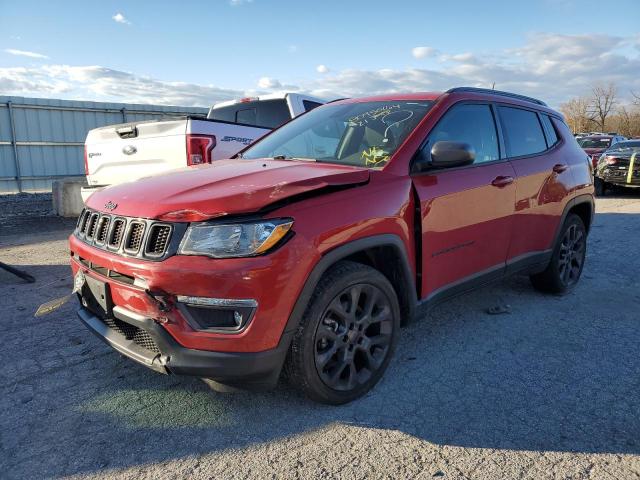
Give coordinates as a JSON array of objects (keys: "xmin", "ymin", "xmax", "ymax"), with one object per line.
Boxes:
[{"xmin": 81, "ymin": 93, "xmax": 325, "ymax": 201}]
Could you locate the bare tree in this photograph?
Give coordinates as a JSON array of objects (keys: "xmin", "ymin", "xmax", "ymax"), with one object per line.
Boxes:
[
  {"xmin": 590, "ymin": 83, "xmax": 617, "ymax": 132},
  {"xmin": 632, "ymin": 90, "xmax": 640, "ymax": 107},
  {"xmin": 560, "ymin": 96, "xmax": 593, "ymax": 133},
  {"xmin": 615, "ymin": 105, "xmax": 632, "ymax": 137}
]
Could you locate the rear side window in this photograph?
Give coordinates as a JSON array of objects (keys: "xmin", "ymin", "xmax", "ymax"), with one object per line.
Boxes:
[
  {"xmin": 210, "ymin": 99, "xmax": 290, "ymax": 128},
  {"xmin": 303, "ymin": 100, "xmax": 323, "ymax": 111},
  {"xmin": 540, "ymin": 115, "xmax": 559, "ymax": 147},
  {"xmin": 427, "ymin": 103, "xmax": 499, "ymax": 164},
  {"xmin": 499, "ymin": 106, "xmax": 547, "ymax": 157},
  {"xmin": 256, "ymin": 100, "xmax": 291, "ymax": 128},
  {"xmin": 209, "ymin": 106, "xmax": 235, "ymax": 123},
  {"xmin": 236, "ymin": 108, "xmax": 257, "ymax": 125}
]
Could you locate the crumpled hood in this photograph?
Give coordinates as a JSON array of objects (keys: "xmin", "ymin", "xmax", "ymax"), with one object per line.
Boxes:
[{"xmin": 86, "ymin": 159, "xmax": 370, "ymax": 219}]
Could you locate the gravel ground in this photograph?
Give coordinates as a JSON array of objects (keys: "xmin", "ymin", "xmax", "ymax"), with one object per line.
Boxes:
[{"xmin": 1, "ymin": 195, "xmax": 639, "ymax": 480}]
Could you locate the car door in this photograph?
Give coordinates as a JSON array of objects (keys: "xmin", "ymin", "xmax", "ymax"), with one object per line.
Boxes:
[
  {"xmin": 412, "ymin": 102, "xmax": 516, "ymax": 300},
  {"xmin": 498, "ymin": 106, "xmax": 573, "ymax": 262}
]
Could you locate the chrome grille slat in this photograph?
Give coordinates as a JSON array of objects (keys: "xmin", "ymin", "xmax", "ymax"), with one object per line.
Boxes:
[
  {"xmin": 124, "ymin": 222, "xmax": 145, "ymax": 253},
  {"xmin": 74, "ymin": 209, "xmax": 174, "ymax": 260},
  {"xmin": 95, "ymin": 216, "xmax": 110, "ymax": 244},
  {"xmin": 146, "ymin": 225, "xmax": 172, "ymax": 257},
  {"xmin": 109, "ymin": 218, "xmax": 126, "ymax": 248},
  {"xmin": 86, "ymin": 213, "xmax": 99, "ymax": 239}
]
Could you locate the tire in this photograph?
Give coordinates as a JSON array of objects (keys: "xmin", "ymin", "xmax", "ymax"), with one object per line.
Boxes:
[
  {"xmin": 286, "ymin": 261, "xmax": 400, "ymax": 405},
  {"xmin": 530, "ymin": 214, "xmax": 587, "ymax": 295},
  {"xmin": 594, "ymin": 177, "xmax": 606, "ymax": 196}
]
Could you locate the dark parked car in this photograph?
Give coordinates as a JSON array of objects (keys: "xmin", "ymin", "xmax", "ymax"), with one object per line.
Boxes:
[
  {"xmin": 579, "ymin": 134, "xmax": 626, "ymax": 168},
  {"xmin": 594, "ymin": 140, "xmax": 640, "ymax": 195}
]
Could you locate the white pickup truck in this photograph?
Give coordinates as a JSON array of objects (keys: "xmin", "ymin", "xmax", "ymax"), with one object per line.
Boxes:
[{"xmin": 81, "ymin": 92, "xmax": 325, "ymax": 201}]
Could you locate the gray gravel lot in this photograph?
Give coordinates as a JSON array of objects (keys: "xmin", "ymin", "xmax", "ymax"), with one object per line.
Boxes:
[{"xmin": 1, "ymin": 194, "xmax": 640, "ymax": 479}]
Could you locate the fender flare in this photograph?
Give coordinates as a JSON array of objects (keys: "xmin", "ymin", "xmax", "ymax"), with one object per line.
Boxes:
[
  {"xmin": 552, "ymin": 194, "xmax": 595, "ymax": 248},
  {"xmin": 279, "ymin": 234, "xmax": 417, "ymax": 344}
]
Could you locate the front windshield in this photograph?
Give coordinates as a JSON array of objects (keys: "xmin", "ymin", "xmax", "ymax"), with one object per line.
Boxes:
[
  {"xmin": 242, "ymin": 100, "xmax": 433, "ymax": 168},
  {"xmin": 579, "ymin": 137, "xmax": 611, "ymax": 148},
  {"xmin": 608, "ymin": 141, "xmax": 640, "ymax": 152}
]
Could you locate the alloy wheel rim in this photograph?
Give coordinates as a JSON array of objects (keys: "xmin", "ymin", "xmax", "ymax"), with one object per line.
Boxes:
[
  {"xmin": 314, "ymin": 283, "xmax": 393, "ymax": 391},
  {"xmin": 558, "ymin": 224, "xmax": 585, "ymax": 287}
]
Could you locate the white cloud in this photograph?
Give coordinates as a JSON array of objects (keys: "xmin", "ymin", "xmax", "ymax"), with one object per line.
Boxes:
[
  {"xmin": 1, "ymin": 33, "xmax": 639, "ymax": 108},
  {"xmin": 412, "ymin": 46, "xmax": 437, "ymax": 59},
  {"xmin": 230, "ymin": 0, "xmax": 253, "ymax": 5},
  {"xmin": 257, "ymin": 77, "xmax": 281, "ymax": 89},
  {"xmin": 0, "ymin": 65, "xmax": 244, "ymax": 106},
  {"xmin": 112, "ymin": 13, "xmax": 131, "ymax": 25},
  {"xmin": 5, "ymin": 48, "xmax": 48, "ymax": 59},
  {"xmin": 288, "ymin": 45, "xmax": 299, "ymax": 53},
  {"xmin": 440, "ymin": 52, "xmax": 476, "ymax": 63},
  {"xmin": 316, "ymin": 64, "xmax": 329, "ymax": 74}
]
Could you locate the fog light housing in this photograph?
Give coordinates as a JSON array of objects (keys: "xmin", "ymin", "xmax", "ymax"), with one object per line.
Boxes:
[{"xmin": 176, "ymin": 296, "xmax": 257, "ymax": 332}]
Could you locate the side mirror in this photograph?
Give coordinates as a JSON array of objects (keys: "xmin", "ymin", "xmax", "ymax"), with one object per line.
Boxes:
[{"xmin": 430, "ymin": 141, "xmax": 475, "ymax": 168}]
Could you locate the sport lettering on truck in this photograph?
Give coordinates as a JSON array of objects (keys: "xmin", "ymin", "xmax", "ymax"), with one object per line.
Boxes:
[{"xmin": 220, "ymin": 135, "xmax": 254, "ymax": 145}]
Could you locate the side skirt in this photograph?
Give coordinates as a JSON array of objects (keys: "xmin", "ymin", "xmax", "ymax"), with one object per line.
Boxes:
[{"xmin": 418, "ymin": 249, "xmax": 552, "ymax": 311}]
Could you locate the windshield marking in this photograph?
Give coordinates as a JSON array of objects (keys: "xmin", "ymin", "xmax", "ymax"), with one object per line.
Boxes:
[{"xmin": 362, "ymin": 146, "xmax": 390, "ymax": 166}]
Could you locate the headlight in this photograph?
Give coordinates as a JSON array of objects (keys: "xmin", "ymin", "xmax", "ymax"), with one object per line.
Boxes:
[{"xmin": 178, "ymin": 218, "xmax": 293, "ymax": 258}]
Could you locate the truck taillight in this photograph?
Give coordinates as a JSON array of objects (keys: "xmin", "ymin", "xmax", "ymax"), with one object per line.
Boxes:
[
  {"xmin": 84, "ymin": 145, "xmax": 89, "ymax": 174},
  {"xmin": 186, "ymin": 135, "xmax": 216, "ymax": 165}
]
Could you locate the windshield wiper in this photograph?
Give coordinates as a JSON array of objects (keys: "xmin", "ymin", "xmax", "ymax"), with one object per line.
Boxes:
[{"xmin": 272, "ymin": 155, "xmax": 316, "ymax": 162}]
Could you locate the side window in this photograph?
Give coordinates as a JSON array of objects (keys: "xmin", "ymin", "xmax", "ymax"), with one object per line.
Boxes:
[
  {"xmin": 256, "ymin": 100, "xmax": 291, "ymax": 128},
  {"xmin": 427, "ymin": 104, "xmax": 499, "ymax": 164},
  {"xmin": 236, "ymin": 108, "xmax": 257, "ymax": 125},
  {"xmin": 540, "ymin": 114, "xmax": 559, "ymax": 147},
  {"xmin": 303, "ymin": 100, "xmax": 323, "ymax": 112},
  {"xmin": 499, "ymin": 106, "xmax": 547, "ymax": 157},
  {"xmin": 209, "ymin": 105, "xmax": 236, "ymax": 123}
]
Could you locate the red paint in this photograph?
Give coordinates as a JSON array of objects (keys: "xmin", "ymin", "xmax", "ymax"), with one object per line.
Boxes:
[
  {"xmin": 85, "ymin": 159, "xmax": 370, "ymax": 220},
  {"xmin": 70, "ymin": 90, "xmax": 593, "ymax": 357}
]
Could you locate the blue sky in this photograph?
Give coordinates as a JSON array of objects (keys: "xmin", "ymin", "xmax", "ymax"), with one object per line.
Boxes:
[{"xmin": 1, "ymin": 0, "xmax": 639, "ymax": 107}]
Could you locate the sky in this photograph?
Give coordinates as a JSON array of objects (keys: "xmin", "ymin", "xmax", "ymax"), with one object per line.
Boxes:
[{"xmin": 1, "ymin": 0, "xmax": 639, "ymax": 108}]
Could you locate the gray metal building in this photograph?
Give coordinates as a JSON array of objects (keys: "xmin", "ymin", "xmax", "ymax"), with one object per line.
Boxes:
[{"xmin": 0, "ymin": 96, "xmax": 208, "ymax": 193}]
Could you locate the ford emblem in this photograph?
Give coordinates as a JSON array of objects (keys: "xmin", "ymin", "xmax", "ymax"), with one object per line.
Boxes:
[{"xmin": 123, "ymin": 145, "xmax": 137, "ymax": 155}]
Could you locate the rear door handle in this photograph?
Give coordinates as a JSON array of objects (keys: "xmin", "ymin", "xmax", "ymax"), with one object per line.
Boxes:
[
  {"xmin": 553, "ymin": 163, "xmax": 568, "ymax": 173},
  {"xmin": 491, "ymin": 176, "xmax": 514, "ymax": 188}
]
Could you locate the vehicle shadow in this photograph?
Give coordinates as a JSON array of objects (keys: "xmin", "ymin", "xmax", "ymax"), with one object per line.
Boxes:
[
  {"xmin": 2, "ymin": 211, "xmax": 639, "ymax": 478},
  {"xmin": 597, "ymin": 185, "xmax": 640, "ymax": 199}
]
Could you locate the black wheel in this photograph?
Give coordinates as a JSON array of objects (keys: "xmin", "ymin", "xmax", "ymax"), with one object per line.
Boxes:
[
  {"xmin": 594, "ymin": 177, "xmax": 606, "ymax": 196},
  {"xmin": 530, "ymin": 214, "xmax": 587, "ymax": 294},
  {"xmin": 286, "ymin": 261, "xmax": 400, "ymax": 405}
]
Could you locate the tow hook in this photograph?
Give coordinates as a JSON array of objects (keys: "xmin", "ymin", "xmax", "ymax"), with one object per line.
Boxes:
[{"xmin": 145, "ymin": 289, "xmax": 173, "ymax": 314}]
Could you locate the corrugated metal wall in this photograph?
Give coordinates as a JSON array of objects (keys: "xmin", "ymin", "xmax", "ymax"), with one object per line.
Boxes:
[{"xmin": 0, "ymin": 96, "xmax": 208, "ymax": 193}]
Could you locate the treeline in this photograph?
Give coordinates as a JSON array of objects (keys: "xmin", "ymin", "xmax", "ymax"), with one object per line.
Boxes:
[{"xmin": 560, "ymin": 83, "xmax": 640, "ymax": 138}]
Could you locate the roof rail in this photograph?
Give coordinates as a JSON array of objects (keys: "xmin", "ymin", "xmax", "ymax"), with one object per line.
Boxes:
[{"xmin": 446, "ymin": 87, "xmax": 547, "ymax": 106}]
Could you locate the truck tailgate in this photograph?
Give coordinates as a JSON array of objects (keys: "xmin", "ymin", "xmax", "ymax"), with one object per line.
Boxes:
[{"xmin": 85, "ymin": 119, "xmax": 189, "ymax": 186}]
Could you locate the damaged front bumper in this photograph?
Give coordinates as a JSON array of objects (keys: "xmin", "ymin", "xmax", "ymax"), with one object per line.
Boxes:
[{"xmin": 77, "ymin": 304, "xmax": 292, "ymax": 387}]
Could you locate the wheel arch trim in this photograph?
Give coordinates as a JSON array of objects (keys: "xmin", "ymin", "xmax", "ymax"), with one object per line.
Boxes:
[
  {"xmin": 280, "ymin": 234, "xmax": 417, "ymax": 343},
  {"xmin": 553, "ymin": 194, "xmax": 594, "ymax": 247}
]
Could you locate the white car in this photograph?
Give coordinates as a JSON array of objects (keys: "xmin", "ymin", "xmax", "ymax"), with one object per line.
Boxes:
[{"xmin": 81, "ymin": 93, "xmax": 325, "ymax": 201}]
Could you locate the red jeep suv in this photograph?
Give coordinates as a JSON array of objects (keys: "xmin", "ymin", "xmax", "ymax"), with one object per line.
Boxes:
[{"xmin": 70, "ymin": 87, "xmax": 594, "ymax": 404}]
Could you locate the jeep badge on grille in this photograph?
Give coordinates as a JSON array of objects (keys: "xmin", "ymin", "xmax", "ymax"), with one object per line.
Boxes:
[{"xmin": 104, "ymin": 201, "xmax": 118, "ymax": 211}]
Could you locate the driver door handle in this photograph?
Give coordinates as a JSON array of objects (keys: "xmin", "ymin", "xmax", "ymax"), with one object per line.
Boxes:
[
  {"xmin": 491, "ymin": 175, "xmax": 514, "ymax": 188},
  {"xmin": 553, "ymin": 163, "xmax": 569, "ymax": 173}
]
